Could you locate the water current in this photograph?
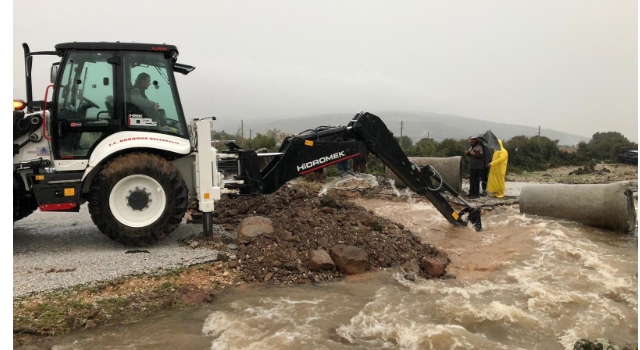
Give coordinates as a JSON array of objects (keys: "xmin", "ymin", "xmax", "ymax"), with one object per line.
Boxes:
[{"xmin": 51, "ymin": 179, "xmax": 638, "ymax": 350}]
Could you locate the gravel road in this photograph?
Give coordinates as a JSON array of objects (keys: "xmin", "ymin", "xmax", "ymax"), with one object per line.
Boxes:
[{"xmin": 13, "ymin": 206, "xmax": 220, "ymax": 297}]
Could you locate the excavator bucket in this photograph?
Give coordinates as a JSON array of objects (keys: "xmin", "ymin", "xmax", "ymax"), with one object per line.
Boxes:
[{"xmin": 466, "ymin": 207, "xmax": 483, "ymax": 232}]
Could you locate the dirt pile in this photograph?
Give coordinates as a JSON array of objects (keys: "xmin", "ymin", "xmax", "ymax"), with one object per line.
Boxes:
[
  {"xmin": 506, "ymin": 163, "xmax": 637, "ymax": 185},
  {"xmin": 184, "ymin": 182, "xmax": 450, "ymax": 284}
]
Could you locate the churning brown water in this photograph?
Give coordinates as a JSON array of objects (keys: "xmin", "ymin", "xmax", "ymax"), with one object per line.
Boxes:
[{"xmin": 51, "ymin": 196, "xmax": 638, "ymax": 350}]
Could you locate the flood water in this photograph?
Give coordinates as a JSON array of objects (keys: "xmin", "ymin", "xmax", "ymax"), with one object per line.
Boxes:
[{"xmin": 51, "ymin": 188, "xmax": 638, "ymax": 350}]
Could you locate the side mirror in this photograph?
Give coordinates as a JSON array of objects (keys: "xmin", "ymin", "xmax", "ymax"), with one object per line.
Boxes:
[{"xmin": 50, "ymin": 63, "xmax": 59, "ymax": 84}]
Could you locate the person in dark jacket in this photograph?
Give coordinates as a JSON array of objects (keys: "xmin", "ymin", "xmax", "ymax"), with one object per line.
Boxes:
[
  {"xmin": 130, "ymin": 73, "xmax": 160, "ymax": 118},
  {"xmin": 465, "ymin": 137, "xmax": 484, "ymax": 199},
  {"xmin": 480, "ymin": 144, "xmax": 494, "ymax": 196}
]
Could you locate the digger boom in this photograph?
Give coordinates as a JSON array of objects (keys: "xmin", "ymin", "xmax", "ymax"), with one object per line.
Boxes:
[{"xmin": 196, "ymin": 111, "xmax": 482, "ymax": 236}]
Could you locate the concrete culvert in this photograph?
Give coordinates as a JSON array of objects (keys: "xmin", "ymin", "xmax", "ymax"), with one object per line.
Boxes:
[
  {"xmin": 519, "ymin": 181, "xmax": 637, "ymax": 233},
  {"xmin": 386, "ymin": 156, "xmax": 462, "ymax": 194}
]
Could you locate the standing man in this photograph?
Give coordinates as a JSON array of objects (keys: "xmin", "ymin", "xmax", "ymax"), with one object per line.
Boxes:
[
  {"xmin": 464, "ymin": 137, "xmax": 484, "ymax": 199},
  {"xmin": 481, "ymin": 143, "xmax": 494, "ymax": 196}
]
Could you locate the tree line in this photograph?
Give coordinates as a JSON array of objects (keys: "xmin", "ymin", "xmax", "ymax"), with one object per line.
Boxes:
[{"xmin": 213, "ymin": 129, "xmax": 637, "ymax": 175}]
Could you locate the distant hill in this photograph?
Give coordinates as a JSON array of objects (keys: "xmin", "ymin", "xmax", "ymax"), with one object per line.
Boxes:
[{"xmin": 212, "ymin": 111, "xmax": 591, "ymax": 146}]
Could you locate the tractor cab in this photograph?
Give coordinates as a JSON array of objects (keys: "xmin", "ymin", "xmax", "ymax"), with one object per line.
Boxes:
[{"xmin": 20, "ymin": 42, "xmax": 195, "ymax": 160}]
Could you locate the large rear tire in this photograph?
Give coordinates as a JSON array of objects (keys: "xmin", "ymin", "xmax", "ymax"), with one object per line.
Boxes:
[{"xmin": 88, "ymin": 152, "xmax": 188, "ymax": 246}]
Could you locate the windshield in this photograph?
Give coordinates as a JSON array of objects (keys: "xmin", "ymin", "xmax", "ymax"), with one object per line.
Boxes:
[{"xmin": 123, "ymin": 52, "xmax": 186, "ymax": 137}]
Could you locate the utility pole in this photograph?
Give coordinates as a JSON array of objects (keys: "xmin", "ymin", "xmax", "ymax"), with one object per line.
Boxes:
[
  {"xmin": 241, "ymin": 120, "xmax": 244, "ymax": 148},
  {"xmin": 250, "ymin": 129, "xmax": 252, "ymax": 140},
  {"xmin": 400, "ymin": 121, "xmax": 404, "ymax": 149},
  {"xmin": 538, "ymin": 126, "xmax": 541, "ymax": 138}
]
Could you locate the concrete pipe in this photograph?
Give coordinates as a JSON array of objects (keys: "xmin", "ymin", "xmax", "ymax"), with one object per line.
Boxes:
[
  {"xmin": 519, "ymin": 181, "xmax": 637, "ymax": 233},
  {"xmin": 385, "ymin": 156, "xmax": 462, "ymax": 194}
]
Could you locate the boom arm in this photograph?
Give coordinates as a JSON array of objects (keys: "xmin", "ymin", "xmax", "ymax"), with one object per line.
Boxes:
[
  {"xmin": 348, "ymin": 112, "xmax": 481, "ymax": 230},
  {"xmin": 194, "ymin": 112, "xmax": 482, "ymax": 236}
]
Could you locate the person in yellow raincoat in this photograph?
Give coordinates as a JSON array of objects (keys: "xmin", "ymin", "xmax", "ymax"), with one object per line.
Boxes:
[{"xmin": 486, "ymin": 139, "xmax": 508, "ymax": 198}]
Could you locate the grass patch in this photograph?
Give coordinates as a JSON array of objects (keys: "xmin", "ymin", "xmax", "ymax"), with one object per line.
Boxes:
[{"xmin": 14, "ymin": 261, "xmax": 237, "ymax": 347}]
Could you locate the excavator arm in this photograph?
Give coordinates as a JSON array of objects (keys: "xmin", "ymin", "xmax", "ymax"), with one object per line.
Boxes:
[
  {"xmin": 348, "ymin": 112, "xmax": 482, "ymax": 230},
  {"xmin": 195, "ymin": 111, "xmax": 482, "ymax": 236}
]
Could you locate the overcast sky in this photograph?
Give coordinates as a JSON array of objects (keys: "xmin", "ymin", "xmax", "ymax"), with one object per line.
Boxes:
[{"xmin": 12, "ymin": 0, "xmax": 638, "ymax": 141}]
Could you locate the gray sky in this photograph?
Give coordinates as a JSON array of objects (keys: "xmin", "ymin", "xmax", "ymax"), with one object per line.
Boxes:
[{"xmin": 12, "ymin": 0, "xmax": 638, "ymax": 141}]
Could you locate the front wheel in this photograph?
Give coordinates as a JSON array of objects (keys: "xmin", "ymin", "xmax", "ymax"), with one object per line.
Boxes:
[{"xmin": 88, "ymin": 152, "xmax": 188, "ymax": 246}]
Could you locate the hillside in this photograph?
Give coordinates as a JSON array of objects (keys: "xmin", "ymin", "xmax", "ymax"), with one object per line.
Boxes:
[{"xmin": 211, "ymin": 111, "xmax": 591, "ymax": 146}]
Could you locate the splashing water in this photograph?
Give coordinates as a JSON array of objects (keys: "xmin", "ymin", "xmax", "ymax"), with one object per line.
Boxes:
[{"xmin": 318, "ymin": 173, "xmax": 379, "ymax": 197}]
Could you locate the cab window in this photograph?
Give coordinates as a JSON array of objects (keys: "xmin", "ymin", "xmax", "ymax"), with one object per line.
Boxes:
[
  {"xmin": 55, "ymin": 52, "xmax": 114, "ymax": 158},
  {"xmin": 123, "ymin": 52, "xmax": 185, "ymax": 136}
]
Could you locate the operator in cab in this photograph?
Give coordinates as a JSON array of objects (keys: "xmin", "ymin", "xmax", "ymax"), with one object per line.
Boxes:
[
  {"xmin": 129, "ymin": 72, "xmax": 174, "ymax": 132},
  {"xmin": 131, "ymin": 72, "xmax": 160, "ymax": 117}
]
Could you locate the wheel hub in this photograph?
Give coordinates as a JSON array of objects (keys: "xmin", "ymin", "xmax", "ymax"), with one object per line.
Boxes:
[
  {"xmin": 109, "ymin": 174, "xmax": 166, "ymax": 228},
  {"xmin": 126, "ymin": 186, "xmax": 152, "ymax": 211}
]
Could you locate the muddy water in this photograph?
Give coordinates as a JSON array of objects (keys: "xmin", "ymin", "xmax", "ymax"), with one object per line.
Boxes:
[{"xmin": 51, "ymin": 197, "xmax": 637, "ymax": 350}]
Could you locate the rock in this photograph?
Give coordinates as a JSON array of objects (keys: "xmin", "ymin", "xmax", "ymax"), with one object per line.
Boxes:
[
  {"xmin": 283, "ymin": 262, "xmax": 298, "ymax": 271},
  {"xmin": 321, "ymin": 207, "xmax": 335, "ymax": 214},
  {"xmin": 272, "ymin": 261, "xmax": 282, "ymax": 267},
  {"xmin": 371, "ymin": 221, "xmax": 383, "ymax": 232},
  {"xmin": 180, "ymin": 291, "xmax": 213, "ymax": 304},
  {"xmin": 224, "ymin": 209, "xmax": 239, "ymax": 217},
  {"xmin": 402, "ymin": 259, "xmax": 420, "ymax": 273},
  {"xmin": 352, "ymin": 212, "xmax": 374, "ymax": 225},
  {"xmin": 219, "ymin": 232, "xmax": 236, "ymax": 244},
  {"xmin": 190, "ymin": 241, "xmax": 200, "ymax": 249},
  {"xmin": 293, "ymin": 191, "xmax": 307, "ymax": 199},
  {"xmin": 420, "ymin": 255, "xmax": 449, "ymax": 278},
  {"xmin": 228, "ymin": 261, "xmax": 238, "ymax": 268},
  {"xmin": 264, "ymin": 272, "xmax": 274, "ymax": 281},
  {"xmin": 309, "ymin": 218, "xmax": 322, "ymax": 227},
  {"xmin": 216, "ymin": 252, "xmax": 228, "ymax": 262},
  {"xmin": 573, "ymin": 338, "xmax": 622, "ymax": 350},
  {"xmin": 85, "ymin": 320, "xmax": 97, "ymax": 329},
  {"xmin": 308, "ymin": 249, "xmax": 336, "ymax": 271},
  {"xmin": 227, "ymin": 244, "xmax": 238, "ymax": 251},
  {"xmin": 404, "ymin": 272, "xmax": 416, "ymax": 281},
  {"xmin": 307, "ymin": 273, "xmax": 318, "ymax": 283},
  {"xmin": 237, "ymin": 216, "xmax": 274, "ymax": 244},
  {"xmin": 329, "ymin": 244, "xmax": 369, "ymax": 275},
  {"xmin": 282, "ymin": 230, "xmax": 294, "ymax": 241},
  {"xmin": 320, "ymin": 196, "xmax": 341, "ymax": 209},
  {"xmin": 317, "ymin": 236, "xmax": 329, "ymax": 248}
]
